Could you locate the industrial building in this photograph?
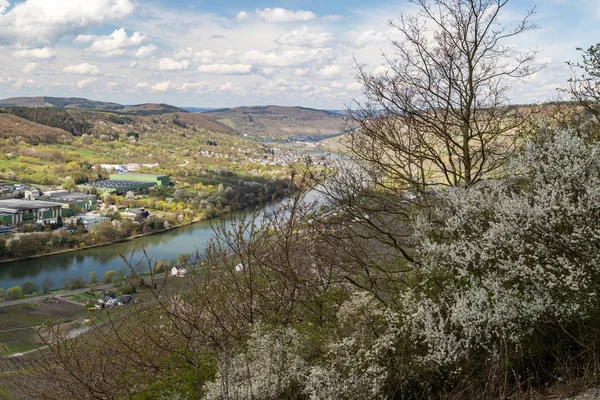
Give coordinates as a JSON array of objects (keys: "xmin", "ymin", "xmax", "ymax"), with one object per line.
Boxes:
[
  {"xmin": 65, "ymin": 215, "xmax": 110, "ymax": 230},
  {"xmin": 109, "ymin": 173, "xmax": 170, "ymax": 187},
  {"xmin": 0, "ymin": 199, "xmax": 63, "ymax": 226},
  {"xmin": 39, "ymin": 192, "xmax": 97, "ymax": 217},
  {"xmin": 78, "ymin": 179, "xmax": 157, "ymax": 194}
]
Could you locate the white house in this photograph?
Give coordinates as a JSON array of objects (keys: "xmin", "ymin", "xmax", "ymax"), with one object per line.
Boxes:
[{"xmin": 171, "ymin": 266, "xmax": 187, "ymax": 277}]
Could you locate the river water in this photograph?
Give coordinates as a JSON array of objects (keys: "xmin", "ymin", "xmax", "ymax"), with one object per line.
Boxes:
[
  {"xmin": 0, "ymin": 148, "xmax": 336, "ymax": 291},
  {"xmin": 0, "ymin": 218, "xmax": 232, "ymax": 291}
]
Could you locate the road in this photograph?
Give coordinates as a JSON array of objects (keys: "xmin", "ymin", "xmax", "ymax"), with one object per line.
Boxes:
[
  {"xmin": 0, "ymin": 283, "xmax": 114, "ymax": 308},
  {"xmin": 0, "ymin": 269, "xmax": 177, "ymax": 308}
]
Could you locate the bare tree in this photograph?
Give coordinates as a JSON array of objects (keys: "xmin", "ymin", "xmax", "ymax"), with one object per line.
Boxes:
[
  {"xmin": 564, "ymin": 43, "xmax": 600, "ymax": 135},
  {"xmin": 349, "ymin": 0, "xmax": 542, "ymax": 190}
]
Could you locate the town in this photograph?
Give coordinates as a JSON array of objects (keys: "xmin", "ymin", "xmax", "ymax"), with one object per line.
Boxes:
[{"xmin": 0, "ymin": 172, "xmax": 170, "ymax": 235}]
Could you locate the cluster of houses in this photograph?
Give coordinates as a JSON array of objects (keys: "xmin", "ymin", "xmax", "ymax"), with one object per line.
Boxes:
[{"xmin": 92, "ymin": 293, "xmax": 133, "ymax": 309}]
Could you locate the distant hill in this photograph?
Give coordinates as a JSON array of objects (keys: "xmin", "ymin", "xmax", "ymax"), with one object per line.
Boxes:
[
  {"xmin": 202, "ymin": 105, "xmax": 345, "ymax": 139},
  {"xmin": 0, "ymin": 105, "xmax": 235, "ymax": 145},
  {"xmin": 0, "ymin": 113, "xmax": 72, "ymax": 145},
  {"xmin": 183, "ymin": 107, "xmax": 216, "ymax": 113},
  {"xmin": 0, "ymin": 97, "xmax": 188, "ymax": 115}
]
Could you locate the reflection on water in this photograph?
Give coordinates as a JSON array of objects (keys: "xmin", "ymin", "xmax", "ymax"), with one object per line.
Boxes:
[{"xmin": 0, "ymin": 218, "xmax": 230, "ymax": 291}]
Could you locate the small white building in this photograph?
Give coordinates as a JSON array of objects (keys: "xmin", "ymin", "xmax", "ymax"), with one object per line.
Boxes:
[
  {"xmin": 171, "ymin": 266, "xmax": 187, "ymax": 277},
  {"xmin": 24, "ymin": 189, "xmax": 40, "ymax": 200},
  {"xmin": 44, "ymin": 189, "xmax": 68, "ymax": 197},
  {"xmin": 67, "ymin": 215, "xmax": 110, "ymax": 230}
]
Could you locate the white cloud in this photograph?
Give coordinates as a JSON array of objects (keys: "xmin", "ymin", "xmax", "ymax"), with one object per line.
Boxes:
[
  {"xmin": 135, "ymin": 44, "xmax": 158, "ymax": 58},
  {"xmin": 197, "ymin": 63, "xmax": 252, "ymax": 74},
  {"xmin": 158, "ymin": 58, "xmax": 190, "ymax": 71},
  {"xmin": 244, "ymin": 48, "xmax": 331, "ymax": 68},
  {"xmin": 374, "ymin": 65, "xmax": 392, "ymax": 75},
  {"xmin": 0, "ymin": 0, "xmax": 9, "ymax": 14},
  {"xmin": 0, "ymin": 0, "xmax": 134, "ymax": 46},
  {"xmin": 256, "ymin": 8, "xmax": 316, "ymax": 23},
  {"xmin": 346, "ymin": 82, "xmax": 363, "ymax": 91},
  {"xmin": 0, "ymin": 74, "xmax": 34, "ymax": 87},
  {"xmin": 174, "ymin": 47, "xmax": 194, "ymax": 60},
  {"xmin": 74, "ymin": 34, "xmax": 94, "ymax": 44},
  {"xmin": 323, "ymin": 15, "xmax": 344, "ymax": 22},
  {"xmin": 151, "ymin": 80, "xmax": 171, "ymax": 92},
  {"xmin": 63, "ymin": 63, "xmax": 101, "ymax": 75},
  {"xmin": 276, "ymin": 27, "xmax": 334, "ymax": 47},
  {"xmin": 23, "ymin": 62, "xmax": 37, "ymax": 73},
  {"xmin": 236, "ymin": 11, "xmax": 248, "ymax": 22},
  {"xmin": 76, "ymin": 77, "xmax": 96, "ymax": 88},
  {"xmin": 193, "ymin": 49, "xmax": 241, "ymax": 64},
  {"xmin": 355, "ymin": 29, "xmax": 400, "ymax": 48},
  {"xmin": 12, "ymin": 47, "xmax": 56, "ymax": 60},
  {"xmin": 220, "ymin": 82, "xmax": 233, "ymax": 91},
  {"xmin": 317, "ymin": 64, "xmax": 343, "ymax": 79},
  {"xmin": 13, "ymin": 77, "xmax": 34, "ymax": 87},
  {"xmin": 179, "ymin": 81, "xmax": 210, "ymax": 91},
  {"xmin": 135, "ymin": 82, "xmax": 150, "ymax": 89},
  {"xmin": 258, "ymin": 67, "xmax": 276, "ymax": 76},
  {"xmin": 85, "ymin": 28, "xmax": 148, "ymax": 57}
]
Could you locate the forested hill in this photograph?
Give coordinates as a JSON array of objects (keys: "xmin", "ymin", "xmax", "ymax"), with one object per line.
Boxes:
[
  {"xmin": 0, "ymin": 96, "xmax": 187, "ymax": 115},
  {"xmin": 0, "ymin": 107, "xmax": 235, "ymax": 145},
  {"xmin": 202, "ymin": 105, "xmax": 345, "ymax": 139}
]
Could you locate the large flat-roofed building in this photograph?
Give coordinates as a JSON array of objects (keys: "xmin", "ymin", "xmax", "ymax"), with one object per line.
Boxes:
[
  {"xmin": 0, "ymin": 199, "xmax": 63, "ymax": 225},
  {"xmin": 39, "ymin": 192, "xmax": 97, "ymax": 217},
  {"xmin": 109, "ymin": 173, "xmax": 170, "ymax": 187},
  {"xmin": 78, "ymin": 179, "xmax": 156, "ymax": 194}
]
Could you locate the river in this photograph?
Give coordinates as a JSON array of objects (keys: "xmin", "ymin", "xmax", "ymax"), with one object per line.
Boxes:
[
  {"xmin": 0, "ymin": 185, "xmax": 326, "ymax": 291},
  {"xmin": 0, "ymin": 217, "xmax": 234, "ymax": 291},
  {"xmin": 0, "ymin": 148, "xmax": 337, "ymax": 291}
]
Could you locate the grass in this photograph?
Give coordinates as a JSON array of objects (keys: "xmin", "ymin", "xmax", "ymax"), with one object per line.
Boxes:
[
  {"xmin": 64, "ymin": 292, "xmax": 97, "ymax": 304},
  {"xmin": 217, "ymin": 118, "xmax": 235, "ymax": 129},
  {"xmin": 0, "ymin": 301, "xmax": 88, "ymax": 356}
]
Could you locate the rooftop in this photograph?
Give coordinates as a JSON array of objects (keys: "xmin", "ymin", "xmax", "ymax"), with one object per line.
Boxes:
[
  {"xmin": 111, "ymin": 173, "xmax": 168, "ymax": 178},
  {"xmin": 0, "ymin": 199, "xmax": 63, "ymax": 211},
  {"xmin": 42, "ymin": 192, "xmax": 96, "ymax": 202},
  {"xmin": 81, "ymin": 180, "xmax": 155, "ymax": 189}
]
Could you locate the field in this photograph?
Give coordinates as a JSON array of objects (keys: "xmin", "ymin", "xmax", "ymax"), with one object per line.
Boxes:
[{"xmin": 0, "ymin": 301, "xmax": 87, "ymax": 356}]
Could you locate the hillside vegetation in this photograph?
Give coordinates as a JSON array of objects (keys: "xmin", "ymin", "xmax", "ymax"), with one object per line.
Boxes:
[
  {"xmin": 0, "ymin": 105, "xmax": 294, "ymax": 188},
  {"xmin": 0, "ymin": 96, "xmax": 188, "ymax": 114},
  {"xmin": 10, "ymin": 1, "xmax": 600, "ymax": 399},
  {"xmin": 0, "ymin": 114, "xmax": 72, "ymax": 145},
  {"xmin": 203, "ymin": 105, "xmax": 345, "ymax": 139}
]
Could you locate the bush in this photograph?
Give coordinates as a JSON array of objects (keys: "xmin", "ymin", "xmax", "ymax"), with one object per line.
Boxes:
[
  {"xmin": 6, "ymin": 286, "xmax": 23, "ymax": 300},
  {"xmin": 112, "ymin": 276, "xmax": 123, "ymax": 288},
  {"xmin": 42, "ymin": 277, "xmax": 53, "ymax": 293},
  {"xmin": 89, "ymin": 271, "xmax": 98, "ymax": 285},
  {"xmin": 103, "ymin": 270, "xmax": 116, "ymax": 284},
  {"xmin": 69, "ymin": 277, "xmax": 86, "ymax": 290},
  {"xmin": 21, "ymin": 281, "xmax": 39, "ymax": 295},
  {"xmin": 121, "ymin": 285, "xmax": 136, "ymax": 295}
]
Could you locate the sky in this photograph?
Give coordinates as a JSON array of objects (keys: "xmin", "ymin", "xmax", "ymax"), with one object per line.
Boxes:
[{"xmin": 0, "ymin": 0, "xmax": 598, "ymax": 109}]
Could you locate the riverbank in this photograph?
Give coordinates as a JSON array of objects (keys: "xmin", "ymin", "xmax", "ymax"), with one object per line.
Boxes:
[{"xmin": 0, "ymin": 216, "xmax": 207, "ymax": 265}]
